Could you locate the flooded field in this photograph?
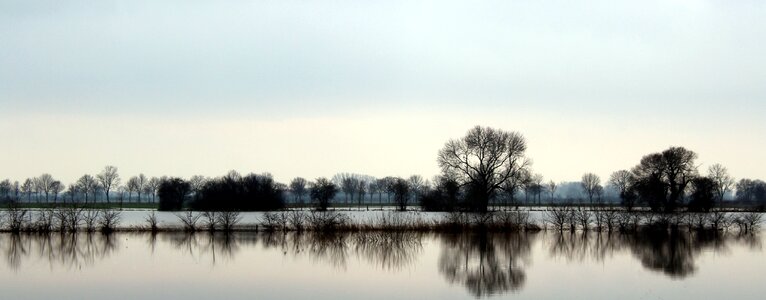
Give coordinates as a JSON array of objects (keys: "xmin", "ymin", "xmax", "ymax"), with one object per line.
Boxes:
[{"xmin": 0, "ymin": 227, "xmax": 763, "ymax": 299}]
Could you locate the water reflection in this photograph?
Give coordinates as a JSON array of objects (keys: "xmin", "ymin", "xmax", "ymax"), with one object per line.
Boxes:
[
  {"xmin": 1, "ymin": 233, "xmax": 117, "ymax": 271},
  {"xmin": 0, "ymin": 230, "xmax": 762, "ymax": 298},
  {"xmin": 547, "ymin": 230, "xmax": 762, "ymax": 278},
  {"xmin": 438, "ymin": 232, "xmax": 534, "ymax": 297}
]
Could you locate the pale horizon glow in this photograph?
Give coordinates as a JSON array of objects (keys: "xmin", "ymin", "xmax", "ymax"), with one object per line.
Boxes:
[{"xmin": 1, "ymin": 0, "xmax": 765, "ymax": 186}]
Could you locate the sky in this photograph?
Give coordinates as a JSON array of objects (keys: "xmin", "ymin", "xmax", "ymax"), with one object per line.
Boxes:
[{"xmin": 1, "ymin": 0, "xmax": 765, "ymax": 185}]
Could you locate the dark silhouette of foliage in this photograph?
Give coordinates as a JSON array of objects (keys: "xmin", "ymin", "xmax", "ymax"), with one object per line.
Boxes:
[
  {"xmin": 688, "ymin": 177, "xmax": 716, "ymax": 212},
  {"xmin": 192, "ymin": 173, "xmax": 285, "ymax": 211},
  {"xmin": 736, "ymin": 179, "xmax": 766, "ymax": 210},
  {"xmin": 631, "ymin": 147, "xmax": 698, "ymax": 212},
  {"xmin": 289, "ymin": 177, "xmax": 308, "ymax": 204},
  {"xmin": 158, "ymin": 178, "xmax": 191, "ymax": 211},
  {"xmin": 310, "ymin": 178, "xmax": 337, "ymax": 211},
  {"xmin": 419, "ymin": 177, "xmax": 461, "ymax": 212},
  {"xmin": 392, "ymin": 178, "xmax": 410, "ymax": 211}
]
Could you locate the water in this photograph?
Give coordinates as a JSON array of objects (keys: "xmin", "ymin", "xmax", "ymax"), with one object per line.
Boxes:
[{"xmin": 0, "ymin": 228, "xmax": 763, "ymax": 299}]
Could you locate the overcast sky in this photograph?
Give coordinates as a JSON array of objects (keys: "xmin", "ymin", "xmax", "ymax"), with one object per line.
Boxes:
[{"xmin": 1, "ymin": 0, "xmax": 765, "ymax": 185}]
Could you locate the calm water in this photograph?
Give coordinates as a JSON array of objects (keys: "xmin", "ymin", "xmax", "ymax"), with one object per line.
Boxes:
[{"xmin": 0, "ymin": 228, "xmax": 763, "ymax": 299}]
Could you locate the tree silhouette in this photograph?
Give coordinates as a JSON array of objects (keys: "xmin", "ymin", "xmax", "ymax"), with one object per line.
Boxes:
[
  {"xmin": 290, "ymin": 177, "xmax": 308, "ymax": 204},
  {"xmin": 581, "ymin": 173, "xmax": 601, "ymax": 205},
  {"xmin": 688, "ymin": 177, "xmax": 716, "ymax": 212},
  {"xmin": 438, "ymin": 126, "xmax": 530, "ymax": 212},
  {"xmin": 97, "ymin": 166, "xmax": 120, "ymax": 204},
  {"xmin": 392, "ymin": 178, "xmax": 410, "ymax": 211},
  {"xmin": 632, "ymin": 147, "xmax": 698, "ymax": 212},
  {"xmin": 77, "ymin": 174, "xmax": 98, "ymax": 203},
  {"xmin": 310, "ymin": 178, "xmax": 337, "ymax": 211},
  {"xmin": 708, "ymin": 163, "xmax": 734, "ymax": 206},
  {"xmin": 158, "ymin": 178, "xmax": 190, "ymax": 211}
]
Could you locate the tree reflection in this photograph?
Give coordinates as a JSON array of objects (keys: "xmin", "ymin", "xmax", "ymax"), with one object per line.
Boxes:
[
  {"xmin": 162, "ymin": 232, "xmax": 253, "ymax": 265},
  {"xmin": 438, "ymin": 232, "xmax": 535, "ymax": 297},
  {"xmin": 547, "ymin": 230, "xmax": 758, "ymax": 279},
  {"xmin": 0, "ymin": 229, "xmax": 761, "ymax": 297},
  {"xmin": 156, "ymin": 231, "xmax": 423, "ymax": 271},
  {"xmin": 1, "ymin": 233, "xmax": 118, "ymax": 271}
]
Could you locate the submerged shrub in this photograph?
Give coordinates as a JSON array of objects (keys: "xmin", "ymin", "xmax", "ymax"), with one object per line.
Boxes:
[{"xmin": 98, "ymin": 210, "xmax": 121, "ymax": 233}]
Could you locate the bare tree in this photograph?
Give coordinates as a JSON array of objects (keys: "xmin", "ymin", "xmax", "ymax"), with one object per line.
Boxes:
[
  {"xmin": 609, "ymin": 170, "xmax": 635, "ymax": 210},
  {"xmin": 632, "ymin": 147, "xmax": 698, "ymax": 212},
  {"xmin": 581, "ymin": 173, "xmax": 601, "ymax": 205},
  {"xmin": 97, "ymin": 165, "xmax": 120, "ymax": 203},
  {"xmin": 310, "ymin": 178, "xmax": 337, "ymax": 211},
  {"xmin": 708, "ymin": 163, "xmax": 735, "ymax": 206},
  {"xmin": 77, "ymin": 174, "xmax": 98, "ymax": 203},
  {"xmin": 437, "ymin": 126, "xmax": 530, "ymax": 212},
  {"xmin": 50, "ymin": 181, "xmax": 63, "ymax": 203},
  {"xmin": 21, "ymin": 178, "xmax": 33, "ymax": 202},
  {"xmin": 392, "ymin": 178, "xmax": 411, "ymax": 211},
  {"xmin": 188, "ymin": 175, "xmax": 206, "ymax": 201},
  {"xmin": 35, "ymin": 173, "xmax": 57, "ymax": 202},
  {"xmin": 147, "ymin": 177, "xmax": 162, "ymax": 203},
  {"xmin": 290, "ymin": 177, "xmax": 308, "ymax": 204},
  {"xmin": 12, "ymin": 181, "xmax": 20, "ymax": 201},
  {"xmin": 502, "ymin": 168, "xmax": 530, "ymax": 208},
  {"xmin": 127, "ymin": 174, "xmax": 148, "ymax": 203},
  {"xmin": 382, "ymin": 177, "xmax": 397, "ymax": 204},
  {"xmin": 333, "ymin": 173, "xmax": 358, "ymax": 204},
  {"xmin": 65, "ymin": 184, "xmax": 79, "ymax": 203},
  {"xmin": 136, "ymin": 174, "xmax": 147, "ymax": 203},
  {"xmin": 408, "ymin": 175, "xmax": 424, "ymax": 203},
  {"xmin": 547, "ymin": 181, "xmax": 557, "ymax": 202},
  {"xmin": 367, "ymin": 180, "xmax": 379, "ymax": 203},
  {"xmin": 355, "ymin": 179, "xmax": 367, "ymax": 208},
  {"xmin": 609, "ymin": 170, "xmax": 634, "ymax": 195},
  {"xmin": 375, "ymin": 178, "xmax": 388, "ymax": 204},
  {"xmin": 126, "ymin": 177, "xmax": 138, "ymax": 203},
  {"xmin": 0, "ymin": 179, "xmax": 12, "ymax": 201},
  {"xmin": 531, "ymin": 174, "xmax": 544, "ymax": 204}
]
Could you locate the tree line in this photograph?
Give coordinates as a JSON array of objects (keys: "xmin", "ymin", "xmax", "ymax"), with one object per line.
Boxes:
[{"xmin": 1, "ymin": 125, "xmax": 764, "ymax": 212}]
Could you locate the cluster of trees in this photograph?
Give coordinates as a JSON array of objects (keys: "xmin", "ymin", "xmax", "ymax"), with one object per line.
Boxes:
[
  {"xmin": 157, "ymin": 171, "xmax": 284, "ymax": 211},
  {"xmin": 428, "ymin": 126, "xmax": 765, "ymax": 213},
  {"xmin": 287, "ymin": 173, "xmax": 428, "ymax": 207},
  {"xmin": 304, "ymin": 175, "xmax": 420, "ymax": 211},
  {"xmin": 0, "ymin": 166, "xmax": 169, "ymax": 204},
  {"xmin": 2, "ymin": 126, "xmax": 764, "ymax": 213},
  {"xmin": 607, "ymin": 148, "xmax": 741, "ymax": 212}
]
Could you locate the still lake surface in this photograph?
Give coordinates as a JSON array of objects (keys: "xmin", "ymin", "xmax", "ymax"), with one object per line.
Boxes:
[{"xmin": 0, "ymin": 210, "xmax": 764, "ymax": 299}]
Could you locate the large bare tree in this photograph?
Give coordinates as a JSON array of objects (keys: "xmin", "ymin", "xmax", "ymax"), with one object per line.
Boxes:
[
  {"xmin": 438, "ymin": 126, "xmax": 530, "ymax": 212},
  {"xmin": 97, "ymin": 165, "xmax": 120, "ymax": 203}
]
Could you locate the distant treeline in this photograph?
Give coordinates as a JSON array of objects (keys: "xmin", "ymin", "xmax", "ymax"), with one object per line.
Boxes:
[{"xmin": 2, "ymin": 125, "xmax": 766, "ymax": 212}]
